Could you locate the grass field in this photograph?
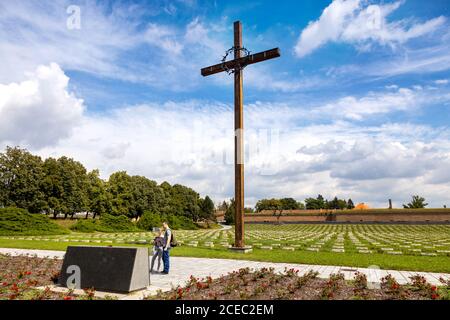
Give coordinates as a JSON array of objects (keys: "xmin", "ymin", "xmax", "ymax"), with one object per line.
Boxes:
[{"xmin": 0, "ymin": 224, "xmax": 449, "ymax": 273}]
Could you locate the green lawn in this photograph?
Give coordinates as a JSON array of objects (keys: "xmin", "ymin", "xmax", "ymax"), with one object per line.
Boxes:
[
  {"xmin": 0, "ymin": 238, "xmax": 449, "ymax": 273},
  {"xmin": 1, "ymin": 223, "xmax": 449, "ymax": 273}
]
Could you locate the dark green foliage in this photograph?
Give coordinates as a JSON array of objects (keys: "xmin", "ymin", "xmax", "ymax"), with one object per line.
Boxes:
[
  {"xmin": 305, "ymin": 195, "xmax": 326, "ymax": 210},
  {"xmin": 137, "ymin": 211, "xmax": 198, "ymax": 231},
  {"xmin": 86, "ymin": 170, "xmax": 111, "ymax": 219},
  {"xmin": 165, "ymin": 184, "xmax": 201, "ymax": 221},
  {"xmin": 107, "ymin": 171, "xmax": 135, "ymax": 217},
  {"xmin": 0, "ymin": 147, "xmax": 46, "ymax": 213},
  {"xmin": 166, "ymin": 215, "xmax": 198, "ymax": 230},
  {"xmin": 255, "ymin": 198, "xmax": 305, "ymax": 212},
  {"xmin": 347, "ymin": 199, "xmax": 355, "ymax": 209},
  {"xmin": 224, "ymin": 198, "xmax": 235, "ymax": 225},
  {"xmin": 42, "ymin": 156, "xmax": 89, "ymax": 219},
  {"xmin": 0, "ymin": 147, "xmax": 212, "ymax": 230},
  {"xmin": 137, "ymin": 211, "xmax": 163, "ymax": 230},
  {"xmin": 199, "ymin": 195, "xmax": 215, "ymax": 220},
  {"xmin": 0, "ymin": 207, "xmax": 68, "ymax": 235},
  {"xmin": 305, "ymin": 195, "xmax": 350, "ymax": 210},
  {"xmin": 68, "ymin": 219, "xmax": 97, "ymax": 233},
  {"xmin": 70, "ymin": 214, "xmax": 139, "ymax": 233},
  {"xmin": 403, "ymin": 195, "xmax": 428, "ymax": 209},
  {"xmin": 327, "ymin": 197, "xmax": 348, "ymax": 210},
  {"xmin": 280, "ymin": 197, "xmax": 303, "ymax": 210}
]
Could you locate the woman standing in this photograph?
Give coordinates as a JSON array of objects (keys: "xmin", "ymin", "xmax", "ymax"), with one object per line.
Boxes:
[{"xmin": 150, "ymin": 230, "xmax": 165, "ymax": 273}]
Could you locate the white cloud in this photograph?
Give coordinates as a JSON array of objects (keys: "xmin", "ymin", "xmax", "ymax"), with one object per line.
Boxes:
[
  {"xmin": 295, "ymin": 0, "xmax": 446, "ymax": 57},
  {"xmin": 0, "ymin": 63, "xmax": 84, "ymax": 148},
  {"xmin": 435, "ymin": 79, "xmax": 449, "ymax": 85},
  {"xmin": 2, "ymin": 64, "xmax": 450, "ymax": 208},
  {"xmin": 144, "ymin": 23, "xmax": 183, "ymax": 55},
  {"xmin": 0, "ymin": 2, "xmax": 302, "ymax": 93},
  {"xmin": 0, "ymin": 2, "xmax": 226, "ymax": 90},
  {"xmin": 0, "ymin": 1, "xmax": 139, "ymax": 83},
  {"xmin": 314, "ymin": 87, "xmax": 418, "ymax": 120}
]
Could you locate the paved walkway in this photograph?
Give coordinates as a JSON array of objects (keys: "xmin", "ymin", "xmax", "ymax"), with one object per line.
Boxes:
[{"xmin": 1, "ymin": 248, "xmax": 449, "ymax": 299}]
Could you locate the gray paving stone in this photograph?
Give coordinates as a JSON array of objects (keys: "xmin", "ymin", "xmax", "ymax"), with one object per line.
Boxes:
[{"xmin": 1, "ymin": 247, "xmax": 449, "ymax": 299}]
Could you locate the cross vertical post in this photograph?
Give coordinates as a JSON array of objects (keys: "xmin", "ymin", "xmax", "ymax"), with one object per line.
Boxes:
[
  {"xmin": 200, "ymin": 20, "xmax": 280, "ymax": 253},
  {"xmin": 233, "ymin": 21, "xmax": 245, "ymax": 249}
]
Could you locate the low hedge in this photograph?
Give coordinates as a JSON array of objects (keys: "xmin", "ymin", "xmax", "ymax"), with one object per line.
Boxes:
[
  {"xmin": 0, "ymin": 207, "xmax": 68, "ymax": 235},
  {"xmin": 251, "ymin": 208, "xmax": 450, "ymax": 216},
  {"xmin": 137, "ymin": 211, "xmax": 198, "ymax": 231},
  {"xmin": 70, "ymin": 214, "xmax": 139, "ymax": 233}
]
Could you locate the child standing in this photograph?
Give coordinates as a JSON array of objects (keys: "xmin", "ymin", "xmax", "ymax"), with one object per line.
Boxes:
[{"xmin": 150, "ymin": 230, "xmax": 165, "ymax": 273}]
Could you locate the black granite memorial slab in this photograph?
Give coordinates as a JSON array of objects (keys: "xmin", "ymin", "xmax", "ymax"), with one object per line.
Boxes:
[{"xmin": 58, "ymin": 246, "xmax": 149, "ymax": 293}]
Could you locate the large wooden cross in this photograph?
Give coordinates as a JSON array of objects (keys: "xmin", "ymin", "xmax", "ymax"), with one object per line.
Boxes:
[{"xmin": 201, "ymin": 21, "xmax": 280, "ymax": 251}]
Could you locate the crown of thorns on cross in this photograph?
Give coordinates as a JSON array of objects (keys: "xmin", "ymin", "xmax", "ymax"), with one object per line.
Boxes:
[{"xmin": 221, "ymin": 46, "xmax": 251, "ymax": 74}]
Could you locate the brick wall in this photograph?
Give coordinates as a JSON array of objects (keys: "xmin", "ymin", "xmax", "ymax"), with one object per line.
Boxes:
[{"xmin": 244, "ymin": 210, "xmax": 450, "ymax": 223}]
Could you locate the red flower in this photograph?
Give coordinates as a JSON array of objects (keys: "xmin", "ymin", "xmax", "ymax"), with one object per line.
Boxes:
[
  {"xmin": 64, "ymin": 296, "xmax": 73, "ymax": 300},
  {"xmin": 431, "ymin": 293, "xmax": 439, "ymax": 300},
  {"xmin": 196, "ymin": 282, "xmax": 206, "ymax": 289},
  {"xmin": 391, "ymin": 283, "xmax": 399, "ymax": 290},
  {"xmin": 2, "ymin": 282, "xmax": 8, "ymax": 287},
  {"xmin": 431, "ymin": 285, "xmax": 437, "ymax": 291},
  {"xmin": 25, "ymin": 271, "xmax": 32, "ymax": 276}
]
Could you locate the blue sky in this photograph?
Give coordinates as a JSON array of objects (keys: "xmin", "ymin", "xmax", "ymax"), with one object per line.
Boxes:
[{"xmin": 1, "ymin": 0, "xmax": 450, "ymax": 207}]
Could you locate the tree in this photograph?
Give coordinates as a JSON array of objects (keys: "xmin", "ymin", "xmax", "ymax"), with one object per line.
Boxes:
[
  {"xmin": 42, "ymin": 156, "xmax": 89, "ymax": 219},
  {"xmin": 403, "ymin": 195, "xmax": 428, "ymax": 209},
  {"xmin": 137, "ymin": 211, "xmax": 163, "ymax": 230},
  {"xmin": 86, "ymin": 170, "xmax": 111, "ymax": 219},
  {"xmin": 199, "ymin": 195, "xmax": 215, "ymax": 220},
  {"xmin": 0, "ymin": 146, "xmax": 46, "ymax": 213},
  {"xmin": 107, "ymin": 171, "xmax": 134, "ymax": 217},
  {"xmin": 167, "ymin": 184, "xmax": 201, "ymax": 221},
  {"xmin": 305, "ymin": 195, "xmax": 326, "ymax": 210},
  {"xmin": 255, "ymin": 198, "xmax": 281, "ymax": 212},
  {"xmin": 280, "ymin": 197, "xmax": 301, "ymax": 210},
  {"xmin": 41, "ymin": 157, "xmax": 64, "ymax": 218},
  {"xmin": 217, "ymin": 201, "xmax": 228, "ymax": 211},
  {"xmin": 224, "ymin": 199, "xmax": 235, "ymax": 225},
  {"xmin": 0, "ymin": 146, "xmax": 211, "ymax": 227},
  {"xmin": 347, "ymin": 199, "xmax": 355, "ymax": 209},
  {"xmin": 327, "ymin": 197, "xmax": 348, "ymax": 210},
  {"xmin": 255, "ymin": 197, "xmax": 304, "ymax": 211},
  {"xmin": 130, "ymin": 175, "xmax": 165, "ymax": 218}
]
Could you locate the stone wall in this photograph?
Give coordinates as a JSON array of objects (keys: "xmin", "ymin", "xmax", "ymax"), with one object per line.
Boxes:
[{"xmin": 244, "ymin": 210, "xmax": 450, "ymax": 223}]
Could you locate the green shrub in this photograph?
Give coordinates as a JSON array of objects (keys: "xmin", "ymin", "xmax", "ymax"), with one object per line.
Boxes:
[
  {"xmin": 166, "ymin": 215, "xmax": 198, "ymax": 230},
  {"xmin": 137, "ymin": 211, "xmax": 162, "ymax": 231},
  {"xmin": 70, "ymin": 214, "xmax": 139, "ymax": 233},
  {"xmin": 0, "ymin": 207, "xmax": 68, "ymax": 235},
  {"xmin": 137, "ymin": 211, "xmax": 198, "ymax": 231},
  {"xmin": 69, "ymin": 219, "xmax": 97, "ymax": 233}
]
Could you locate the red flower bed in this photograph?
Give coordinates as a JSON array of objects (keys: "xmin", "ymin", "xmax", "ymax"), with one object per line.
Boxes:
[
  {"xmin": 148, "ymin": 268, "xmax": 449, "ymax": 300},
  {"xmin": 0, "ymin": 254, "xmax": 102, "ymax": 300}
]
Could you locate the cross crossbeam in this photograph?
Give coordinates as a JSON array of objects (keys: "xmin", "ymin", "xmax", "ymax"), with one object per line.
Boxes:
[
  {"xmin": 200, "ymin": 21, "xmax": 280, "ymax": 251},
  {"xmin": 201, "ymin": 48, "xmax": 281, "ymax": 77}
]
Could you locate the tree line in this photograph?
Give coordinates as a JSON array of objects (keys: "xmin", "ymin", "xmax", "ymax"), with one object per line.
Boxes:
[
  {"xmin": 0, "ymin": 147, "xmax": 215, "ymax": 222},
  {"xmin": 251, "ymin": 195, "xmax": 355, "ymax": 212},
  {"xmin": 219, "ymin": 194, "xmax": 432, "ymax": 224}
]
